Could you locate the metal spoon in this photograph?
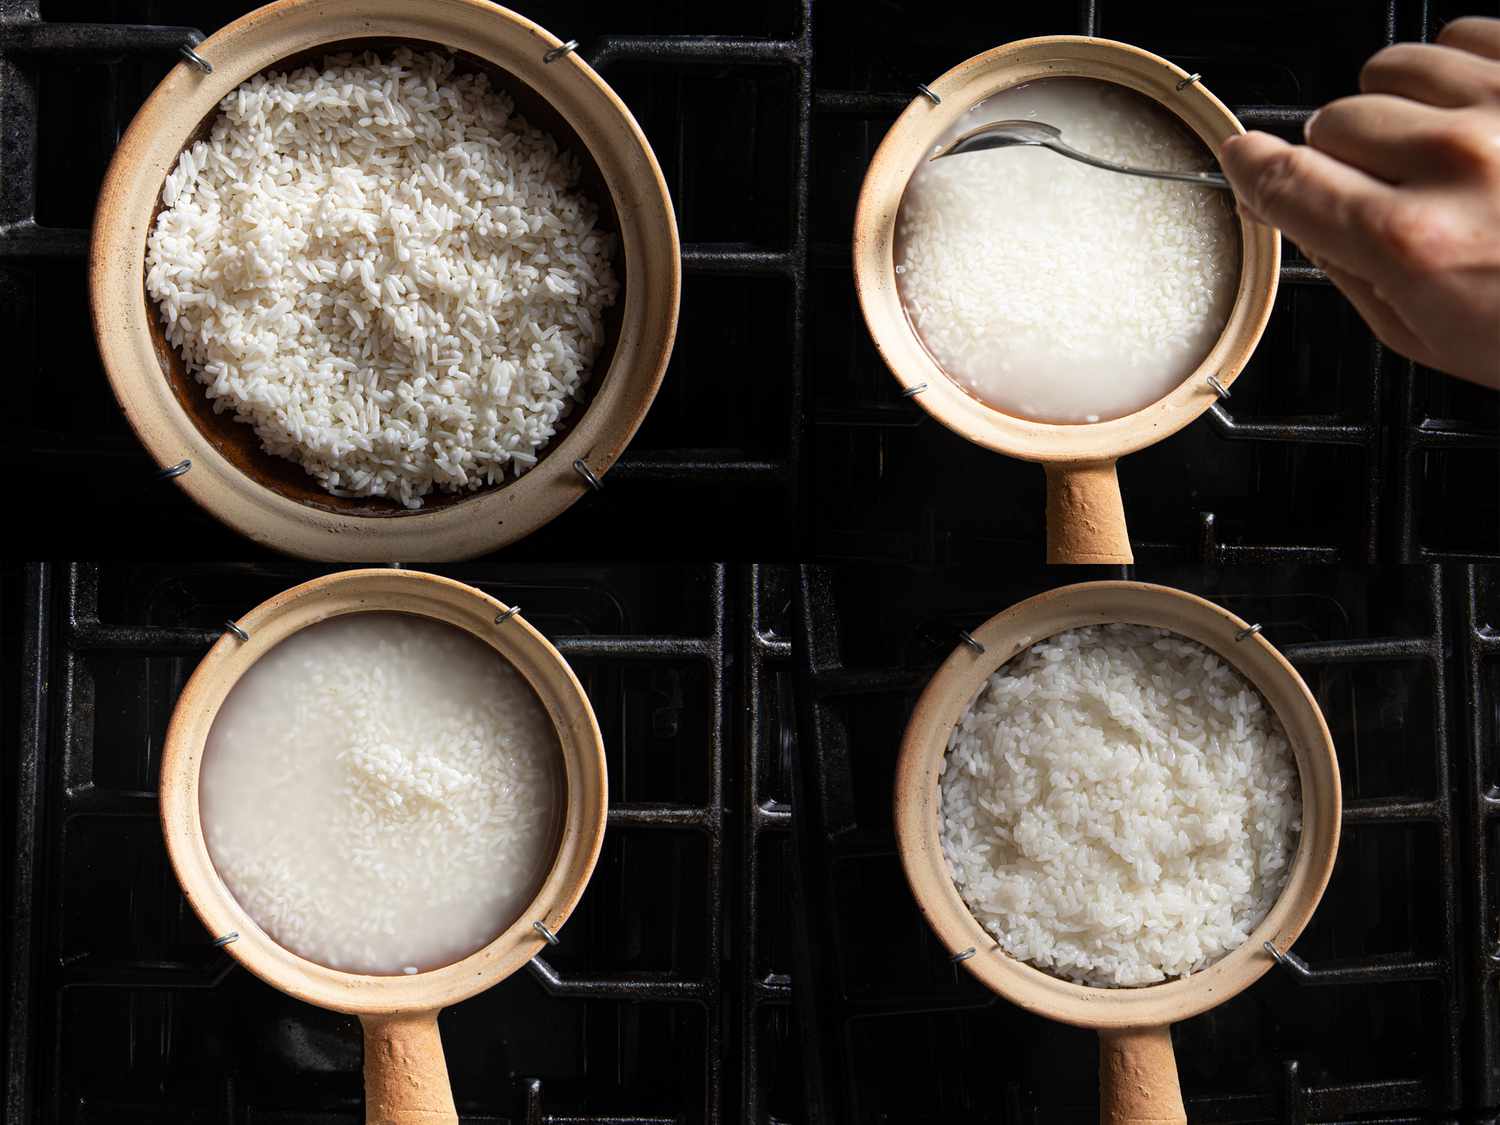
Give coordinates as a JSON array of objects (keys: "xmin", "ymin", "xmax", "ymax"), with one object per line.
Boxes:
[{"xmin": 930, "ymin": 119, "xmax": 1231, "ymax": 189}]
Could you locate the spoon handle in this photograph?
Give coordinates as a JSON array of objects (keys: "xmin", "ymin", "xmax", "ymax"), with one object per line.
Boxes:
[{"xmin": 1047, "ymin": 140, "xmax": 1232, "ymax": 189}]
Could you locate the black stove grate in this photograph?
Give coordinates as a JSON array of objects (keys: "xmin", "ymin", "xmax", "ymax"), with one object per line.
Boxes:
[
  {"xmin": 5, "ymin": 561, "xmax": 797, "ymax": 1124},
  {"xmin": 808, "ymin": 0, "xmax": 1500, "ymax": 566},
  {"xmin": 794, "ymin": 561, "xmax": 1486, "ymax": 1122},
  {"xmin": 1464, "ymin": 565, "xmax": 1500, "ymax": 1111},
  {"xmin": 0, "ymin": 0, "xmax": 811, "ymax": 558}
]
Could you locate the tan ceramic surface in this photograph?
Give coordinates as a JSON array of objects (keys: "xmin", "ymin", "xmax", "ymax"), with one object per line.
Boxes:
[
  {"xmin": 853, "ymin": 38, "xmax": 1281, "ymax": 563},
  {"xmin": 160, "ymin": 568, "xmax": 608, "ymax": 1015},
  {"xmin": 92, "ymin": 0, "xmax": 679, "ymax": 561},
  {"xmin": 894, "ymin": 581, "xmax": 1340, "ymax": 1029}
]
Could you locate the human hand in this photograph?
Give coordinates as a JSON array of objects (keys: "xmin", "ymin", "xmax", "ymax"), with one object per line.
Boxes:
[{"xmin": 1219, "ymin": 16, "xmax": 1500, "ymax": 389}]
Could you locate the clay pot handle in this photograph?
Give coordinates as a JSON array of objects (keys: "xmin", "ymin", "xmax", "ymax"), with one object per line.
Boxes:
[
  {"xmin": 1098, "ymin": 1025, "xmax": 1186, "ymax": 1125},
  {"xmin": 361, "ymin": 1011, "xmax": 458, "ymax": 1125},
  {"xmin": 1044, "ymin": 460, "xmax": 1133, "ymax": 565}
]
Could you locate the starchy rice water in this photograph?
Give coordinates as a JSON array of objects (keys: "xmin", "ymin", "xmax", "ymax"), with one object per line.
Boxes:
[
  {"xmin": 896, "ymin": 78, "xmax": 1240, "ymax": 424},
  {"xmin": 199, "ymin": 612, "xmax": 563, "ymax": 974}
]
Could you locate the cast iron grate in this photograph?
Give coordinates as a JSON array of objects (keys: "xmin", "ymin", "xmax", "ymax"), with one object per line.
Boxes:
[
  {"xmin": 0, "ymin": 0, "xmax": 810, "ymax": 558},
  {"xmin": 808, "ymin": 0, "xmax": 1500, "ymax": 565},
  {"xmin": 1464, "ymin": 565, "xmax": 1500, "ymax": 1110},
  {"xmin": 4, "ymin": 561, "xmax": 797, "ymax": 1124},
  {"xmin": 794, "ymin": 561, "xmax": 1483, "ymax": 1122}
]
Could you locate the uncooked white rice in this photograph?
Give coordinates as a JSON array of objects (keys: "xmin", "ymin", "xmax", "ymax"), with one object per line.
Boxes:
[
  {"xmin": 939, "ymin": 624, "xmax": 1300, "ymax": 987},
  {"xmin": 200, "ymin": 612, "xmax": 562, "ymax": 974},
  {"xmin": 896, "ymin": 78, "xmax": 1239, "ymax": 424},
  {"xmin": 146, "ymin": 48, "xmax": 619, "ymax": 508}
]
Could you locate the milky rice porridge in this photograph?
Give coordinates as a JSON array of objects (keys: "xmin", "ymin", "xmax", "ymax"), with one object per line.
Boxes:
[
  {"xmin": 199, "ymin": 612, "xmax": 563, "ymax": 974},
  {"xmin": 896, "ymin": 78, "xmax": 1239, "ymax": 424}
]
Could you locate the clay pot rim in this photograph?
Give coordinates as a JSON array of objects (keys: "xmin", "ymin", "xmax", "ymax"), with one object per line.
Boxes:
[
  {"xmin": 893, "ymin": 580, "xmax": 1340, "ymax": 1029},
  {"xmin": 852, "ymin": 35, "xmax": 1281, "ymax": 463},
  {"xmin": 91, "ymin": 0, "xmax": 680, "ymax": 560},
  {"xmin": 159, "ymin": 567, "xmax": 608, "ymax": 1016}
]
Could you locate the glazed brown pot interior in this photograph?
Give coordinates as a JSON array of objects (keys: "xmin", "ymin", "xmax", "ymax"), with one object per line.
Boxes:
[
  {"xmin": 160, "ymin": 568, "xmax": 608, "ymax": 1125},
  {"xmin": 894, "ymin": 581, "xmax": 1340, "ymax": 1124},
  {"xmin": 853, "ymin": 37, "xmax": 1281, "ymax": 566},
  {"xmin": 145, "ymin": 37, "xmax": 626, "ymax": 520}
]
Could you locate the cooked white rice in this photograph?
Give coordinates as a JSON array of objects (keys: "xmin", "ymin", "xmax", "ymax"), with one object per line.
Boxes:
[
  {"xmin": 939, "ymin": 624, "xmax": 1301, "ymax": 987},
  {"xmin": 199, "ymin": 612, "xmax": 562, "ymax": 974},
  {"xmin": 146, "ymin": 48, "xmax": 619, "ymax": 508}
]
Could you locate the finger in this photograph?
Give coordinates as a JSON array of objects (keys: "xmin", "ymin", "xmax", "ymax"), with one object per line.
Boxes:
[
  {"xmin": 1219, "ymin": 131, "xmax": 1400, "ymax": 281},
  {"xmin": 1316, "ymin": 259, "xmax": 1440, "ymax": 368},
  {"xmin": 1361, "ymin": 41, "xmax": 1500, "ymax": 107},
  {"xmin": 1304, "ymin": 93, "xmax": 1454, "ymax": 181},
  {"xmin": 1437, "ymin": 15, "xmax": 1500, "ymax": 61}
]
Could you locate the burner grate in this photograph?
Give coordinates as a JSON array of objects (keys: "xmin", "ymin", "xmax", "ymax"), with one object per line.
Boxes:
[
  {"xmin": 1464, "ymin": 565, "xmax": 1500, "ymax": 1110},
  {"xmin": 795, "ymin": 561, "xmax": 1481, "ymax": 1122},
  {"xmin": 5, "ymin": 561, "xmax": 798, "ymax": 1124}
]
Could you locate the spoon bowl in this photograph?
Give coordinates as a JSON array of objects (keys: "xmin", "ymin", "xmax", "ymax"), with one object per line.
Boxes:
[{"xmin": 931, "ymin": 118, "xmax": 1062, "ymax": 156}]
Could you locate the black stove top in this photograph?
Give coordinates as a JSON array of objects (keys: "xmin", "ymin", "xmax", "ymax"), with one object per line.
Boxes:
[
  {"xmin": 5, "ymin": 561, "xmax": 797, "ymax": 1123},
  {"xmin": 5, "ymin": 0, "xmax": 1500, "ymax": 1122}
]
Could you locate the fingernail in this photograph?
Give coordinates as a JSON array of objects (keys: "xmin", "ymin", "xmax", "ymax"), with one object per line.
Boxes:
[{"xmin": 1303, "ymin": 108, "xmax": 1321, "ymax": 140}]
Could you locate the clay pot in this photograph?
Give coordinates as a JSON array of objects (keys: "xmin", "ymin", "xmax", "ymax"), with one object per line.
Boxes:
[
  {"xmin": 161, "ymin": 568, "xmax": 608, "ymax": 1125},
  {"xmin": 894, "ymin": 581, "xmax": 1339, "ymax": 1124},
  {"xmin": 93, "ymin": 0, "xmax": 679, "ymax": 560},
  {"xmin": 854, "ymin": 37, "xmax": 1280, "ymax": 564}
]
